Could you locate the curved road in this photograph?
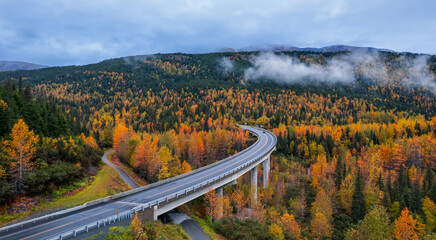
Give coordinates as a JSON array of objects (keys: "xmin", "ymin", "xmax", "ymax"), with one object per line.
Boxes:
[
  {"xmin": 103, "ymin": 150, "xmax": 208, "ymax": 239},
  {"xmin": 0, "ymin": 126, "xmax": 276, "ymax": 240},
  {"xmin": 101, "ymin": 150, "xmax": 139, "ymax": 189}
]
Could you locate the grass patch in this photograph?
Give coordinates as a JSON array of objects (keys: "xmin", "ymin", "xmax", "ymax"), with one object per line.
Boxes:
[
  {"xmin": 42, "ymin": 164, "xmax": 130, "ymax": 208},
  {"xmin": 0, "ymin": 165, "xmax": 130, "ymax": 226}
]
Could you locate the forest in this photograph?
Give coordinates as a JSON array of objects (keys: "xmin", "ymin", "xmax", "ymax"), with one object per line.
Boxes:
[{"xmin": 0, "ymin": 50, "xmax": 435, "ymax": 239}]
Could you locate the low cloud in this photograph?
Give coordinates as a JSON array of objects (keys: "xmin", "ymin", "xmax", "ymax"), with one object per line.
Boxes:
[
  {"xmin": 244, "ymin": 52, "xmax": 436, "ymax": 94},
  {"xmin": 219, "ymin": 57, "xmax": 234, "ymax": 74},
  {"xmin": 244, "ymin": 52, "xmax": 355, "ymax": 84},
  {"xmin": 400, "ymin": 55, "xmax": 436, "ymax": 94}
]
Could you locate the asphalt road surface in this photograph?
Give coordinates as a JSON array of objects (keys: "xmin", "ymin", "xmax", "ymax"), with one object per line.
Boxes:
[
  {"xmin": 101, "ymin": 150, "xmax": 139, "ymax": 189},
  {"xmin": 103, "ymin": 150, "xmax": 207, "ymax": 239},
  {"xmin": 0, "ymin": 126, "xmax": 275, "ymax": 240}
]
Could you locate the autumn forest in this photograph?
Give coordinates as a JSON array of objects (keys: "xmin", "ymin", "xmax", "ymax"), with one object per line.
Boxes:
[{"xmin": 0, "ymin": 50, "xmax": 435, "ymax": 239}]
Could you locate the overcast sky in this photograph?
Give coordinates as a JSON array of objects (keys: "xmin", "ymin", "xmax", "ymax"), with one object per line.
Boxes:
[{"xmin": 0, "ymin": 0, "xmax": 435, "ymax": 66}]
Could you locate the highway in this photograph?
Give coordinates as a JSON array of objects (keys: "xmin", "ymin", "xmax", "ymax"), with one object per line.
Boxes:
[{"xmin": 0, "ymin": 126, "xmax": 276, "ymax": 240}]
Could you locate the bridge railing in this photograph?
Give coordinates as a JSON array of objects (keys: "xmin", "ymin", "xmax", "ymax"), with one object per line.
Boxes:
[
  {"xmin": 50, "ymin": 130, "xmax": 276, "ymax": 240},
  {"xmin": 0, "ymin": 128, "xmax": 264, "ymax": 235},
  {"xmin": 6, "ymin": 128, "xmax": 277, "ymax": 240},
  {"xmin": 130, "ymin": 130, "xmax": 277, "ymax": 214}
]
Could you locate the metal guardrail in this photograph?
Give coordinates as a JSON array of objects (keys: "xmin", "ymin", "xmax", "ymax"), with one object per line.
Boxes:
[
  {"xmin": 2, "ymin": 127, "xmax": 277, "ymax": 240},
  {"xmin": 0, "ymin": 127, "xmax": 263, "ymax": 234},
  {"xmin": 56, "ymin": 129, "xmax": 276, "ymax": 240}
]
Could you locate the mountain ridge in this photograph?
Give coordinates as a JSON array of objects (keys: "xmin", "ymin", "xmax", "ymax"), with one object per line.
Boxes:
[
  {"xmin": 218, "ymin": 44, "xmax": 396, "ymax": 53},
  {"xmin": 0, "ymin": 61, "xmax": 48, "ymax": 72}
]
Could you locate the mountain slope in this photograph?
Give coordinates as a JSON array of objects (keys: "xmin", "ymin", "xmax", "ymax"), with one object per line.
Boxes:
[{"xmin": 0, "ymin": 61, "xmax": 47, "ymax": 72}]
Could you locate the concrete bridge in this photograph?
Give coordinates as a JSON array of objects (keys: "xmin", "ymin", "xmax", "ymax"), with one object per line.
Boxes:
[{"xmin": 0, "ymin": 126, "xmax": 276, "ymax": 240}]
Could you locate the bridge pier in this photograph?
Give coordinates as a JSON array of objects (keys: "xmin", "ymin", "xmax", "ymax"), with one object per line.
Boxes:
[
  {"xmin": 251, "ymin": 166, "xmax": 257, "ymax": 201},
  {"xmin": 216, "ymin": 187, "xmax": 223, "ymax": 197},
  {"xmin": 139, "ymin": 205, "xmax": 158, "ymax": 221},
  {"xmin": 216, "ymin": 187, "xmax": 223, "ymax": 219},
  {"xmin": 263, "ymin": 156, "xmax": 270, "ymax": 189}
]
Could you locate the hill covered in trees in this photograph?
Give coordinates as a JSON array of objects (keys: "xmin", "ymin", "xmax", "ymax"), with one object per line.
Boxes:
[{"xmin": 0, "ymin": 50, "xmax": 435, "ymax": 239}]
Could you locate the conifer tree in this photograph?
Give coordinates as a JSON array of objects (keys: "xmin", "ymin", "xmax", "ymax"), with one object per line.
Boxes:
[
  {"xmin": 376, "ymin": 172, "xmax": 384, "ymax": 190},
  {"xmin": 351, "ymin": 167, "xmax": 366, "ymax": 223},
  {"xmin": 334, "ymin": 157, "xmax": 343, "ymax": 189},
  {"xmin": 423, "ymin": 167, "xmax": 434, "ymax": 196}
]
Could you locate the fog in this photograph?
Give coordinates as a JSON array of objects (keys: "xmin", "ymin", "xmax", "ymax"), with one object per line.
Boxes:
[
  {"xmin": 243, "ymin": 51, "xmax": 435, "ymax": 94},
  {"xmin": 219, "ymin": 57, "xmax": 234, "ymax": 74}
]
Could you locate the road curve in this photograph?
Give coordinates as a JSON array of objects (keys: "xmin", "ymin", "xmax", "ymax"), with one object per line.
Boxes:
[
  {"xmin": 103, "ymin": 150, "xmax": 208, "ymax": 240},
  {"xmin": 101, "ymin": 150, "xmax": 139, "ymax": 189},
  {"xmin": 0, "ymin": 126, "xmax": 276, "ymax": 240}
]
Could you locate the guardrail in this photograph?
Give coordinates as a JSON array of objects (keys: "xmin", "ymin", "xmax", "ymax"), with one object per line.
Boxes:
[
  {"xmin": 2, "ymin": 127, "xmax": 277, "ymax": 240},
  {"xmin": 52, "ymin": 132, "xmax": 275, "ymax": 240}
]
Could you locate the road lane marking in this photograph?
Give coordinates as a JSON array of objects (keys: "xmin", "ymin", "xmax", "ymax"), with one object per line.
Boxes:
[
  {"xmin": 15, "ymin": 209, "xmax": 114, "ymax": 240},
  {"xmin": 18, "ymin": 222, "xmax": 71, "ymax": 240},
  {"xmin": 12, "ymin": 128, "xmax": 274, "ymax": 240},
  {"xmin": 145, "ymin": 129, "xmax": 272, "ymax": 200}
]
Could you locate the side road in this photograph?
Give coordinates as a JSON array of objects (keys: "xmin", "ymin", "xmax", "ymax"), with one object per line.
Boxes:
[
  {"xmin": 102, "ymin": 149, "xmax": 209, "ymax": 240},
  {"xmin": 101, "ymin": 150, "xmax": 140, "ymax": 189}
]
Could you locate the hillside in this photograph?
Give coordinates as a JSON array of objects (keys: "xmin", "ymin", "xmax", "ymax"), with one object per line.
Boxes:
[
  {"xmin": 0, "ymin": 50, "xmax": 434, "ymax": 92},
  {"xmin": 0, "ymin": 50, "xmax": 435, "ymax": 239},
  {"xmin": 0, "ymin": 61, "xmax": 47, "ymax": 72}
]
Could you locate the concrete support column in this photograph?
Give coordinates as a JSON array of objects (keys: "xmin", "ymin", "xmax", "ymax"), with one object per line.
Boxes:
[
  {"xmin": 216, "ymin": 187, "xmax": 223, "ymax": 197},
  {"xmin": 216, "ymin": 187, "xmax": 223, "ymax": 219},
  {"xmin": 263, "ymin": 156, "xmax": 270, "ymax": 189},
  {"xmin": 251, "ymin": 166, "xmax": 257, "ymax": 201},
  {"xmin": 141, "ymin": 205, "xmax": 158, "ymax": 221}
]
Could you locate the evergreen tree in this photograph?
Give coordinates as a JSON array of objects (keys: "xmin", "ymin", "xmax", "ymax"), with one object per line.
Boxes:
[
  {"xmin": 410, "ymin": 180, "xmax": 423, "ymax": 215},
  {"xmin": 5, "ymin": 78, "xmax": 11, "ymax": 92},
  {"xmin": 18, "ymin": 76, "xmax": 23, "ymax": 94},
  {"xmin": 351, "ymin": 167, "xmax": 366, "ymax": 223},
  {"xmin": 430, "ymin": 180, "xmax": 436, "ymax": 203},
  {"xmin": 376, "ymin": 172, "xmax": 384, "ymax": 190},
  {"xmin": 423, "ymin": 167, "xmax": 434, "ymax": 196},
  {"xmin": 332, "ymin": 213, "xmax": 353, "ymax": 240},
  {"xmin": 24, "ymin": 82, "xmax": 32, "ymax": 102},
  {"xmin": 334, "ymin": 157, "xmax": 343, "ymax": 189},
  {"xmin": 382, "ymin": 184, "xmax": 392, "ymax": 208}
]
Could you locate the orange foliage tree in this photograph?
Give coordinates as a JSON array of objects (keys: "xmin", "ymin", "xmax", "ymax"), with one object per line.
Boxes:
[
  {"xmin": 231, "ymin": 188, "xmax": 247, "ymax": 216},
  {"xmin": 205, "ymin": 188, "xmax": 220, "ymax": 219},
  {"xmin": 3, "ymin": 119, "xmax": 39, "ymax": 192},
  {"xmin": 222, "ymin": 197, "xmax": 233, "ymax": 218},
  {"xmin": 394, "ymin": 208, "xmax": 423, "ymax": 240},
  {"xmin": 280, "ymin": 213, "xmax": 301, "ymax": 239},
  {"xmin": 132, "ymin": 134, "xmax": 160, "ymax": 181},
  {"xmin": 113, "ymin": 123, "xmax": 130, "ymax": 160}
]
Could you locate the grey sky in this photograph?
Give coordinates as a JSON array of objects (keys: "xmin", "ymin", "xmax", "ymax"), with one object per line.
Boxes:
[{"xmin": 0, "ymin": 0, "xmax": 435, "ymax": 66}]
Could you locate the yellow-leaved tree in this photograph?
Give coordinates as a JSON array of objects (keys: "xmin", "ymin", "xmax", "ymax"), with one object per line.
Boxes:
[
  {"xmin": 422, "ymin": 197, "xmax": 436, "ymax": 232},
  {"xmin": 181, "ymin": 160, "xmax": 192, "ymax": 174},
  {"xmin": 158, "ymin": 146, "xmax": 180, "ymax": 180},
  {"xmin": 3, "ymin": 119, "xmax": 39, "ymax": 192}
]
